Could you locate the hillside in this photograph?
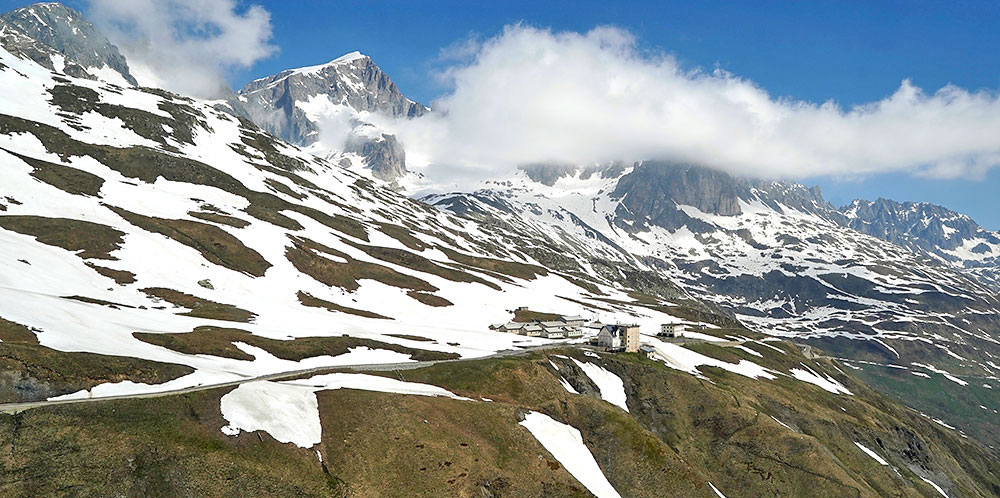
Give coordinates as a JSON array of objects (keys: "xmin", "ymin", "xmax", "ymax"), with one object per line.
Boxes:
[
  {"xmin": 3, "ymin": 340, "xmax": 998, "ymax": 497},
  {"xmin": 0, "ymin": 2, "xmax": 998, "ymax": 496}
]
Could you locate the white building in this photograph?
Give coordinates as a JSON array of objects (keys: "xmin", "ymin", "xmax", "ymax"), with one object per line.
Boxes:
[
  {"xmin": 597, "ymin": 324, "xmax": 640, "ymax": 352},
  {"xmin": 660, "ymin": 323, "xmax": 686, "ymax": 337}
]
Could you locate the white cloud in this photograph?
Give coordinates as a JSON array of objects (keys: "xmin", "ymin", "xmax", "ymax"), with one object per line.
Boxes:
[
  {"xmin": 379, "ymin": 24, "xmax": 1000, "ymax": 187},
  {"xmin": 87, "ymin": 0, "xmax": 276, "ymax": 98}
]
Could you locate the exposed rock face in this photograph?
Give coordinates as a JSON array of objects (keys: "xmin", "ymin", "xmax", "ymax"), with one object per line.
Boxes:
[
  {"xmin": 344, "ymin": 132, "xmax": 407, "ymax": 182},
  {"xmin": 237, "ymin": 52, "xmax": 427, "ymax": 181},
  {"xmin": 0, "ymin": 3, "xmax": 136, "ymax": 85},
  {"xmin": 610, "ymin": 161, "xmax": 743, "ymax": 231},
  {"xmin": 844, "ymin": 198, "xmax": 999, "ymax": 252},
  {"xmin": 616, "ymin": 162, "xmax": 742, "ymax": 214}
]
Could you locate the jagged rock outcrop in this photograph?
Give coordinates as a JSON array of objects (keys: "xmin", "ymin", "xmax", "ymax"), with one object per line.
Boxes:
[
  {"xmin": 237, "ymin": 51, "xmax": 427, "ymax": 181},
  {"xmin": 0, "ymin": 2, "xmax": 136, "ymax": 85}
]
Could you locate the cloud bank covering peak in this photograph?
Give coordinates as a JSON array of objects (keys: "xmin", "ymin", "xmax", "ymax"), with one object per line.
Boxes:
[
  {"xmin": 375, "ymin": 25, "xmax": 1000, "ymax": 186},
  {"xmin": 87, "ymin": 0, "xmax": 276, "ymax": 99}
]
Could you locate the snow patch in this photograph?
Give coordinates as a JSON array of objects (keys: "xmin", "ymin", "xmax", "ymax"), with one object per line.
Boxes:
[
  {"xmin": 519, "ymin": 411, "xmax": 622, "ymax": 498},
  {"xmin": 571, "ymin": 358, "xmax": 629, "ymax": 411},
  {"xmin": 789, "ymin": 364, "xmax": 853, "ymax": 395},
  {"xmin": 854, "ymin": 441, "xmax": 889, "ymax": 465}
]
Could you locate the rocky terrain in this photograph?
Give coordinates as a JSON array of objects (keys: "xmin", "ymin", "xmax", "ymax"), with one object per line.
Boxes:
[
  {"xmin": 237, "ymin": 51, "xmax": 427, "ymax": 182},
  {"xmin": 0, "ymin": 2, "xmax": 997, "ymax": 496}
]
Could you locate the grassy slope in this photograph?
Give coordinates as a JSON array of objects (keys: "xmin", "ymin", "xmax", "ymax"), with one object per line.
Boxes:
[{"xmin": 0, "ymin": 343, "xmax": 997, "ymax": 496}]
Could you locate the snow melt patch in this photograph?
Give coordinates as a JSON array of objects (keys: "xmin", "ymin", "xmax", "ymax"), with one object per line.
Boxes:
[
  {"xmin": 646, "ymin": 337, "xmax": 776, "ymax": 380},
  {"xmin": 220, "ymin": 381, "xmax": 321, "ymax": 448},
  {"xmin": 220, "ymin": 373, "xmax": 471, "ymax": 447},
  {"xmin": 519, "ymin": 412, "xmax": 622, "ymax": 498},
  {"xmin": 709, "ymin": 482, "xmax": 728, "ymax": 498},
  {"xmin": 571, "ymin": 358, "xmax": 629, "ymax": 412},
  {"xmin": 921, "ymin": 477, "xmax": 949, "ymax": 497},
  {"xmin": 789, "ymin": 364, "xmax": 853, "ymax": 395},
  {"xmin": 911, "ymin": 363, "xmax": 968, "ymax": 386},
  {"xmin": 854, "ymin": 442, "xmax": 889, "ymax": 465}
]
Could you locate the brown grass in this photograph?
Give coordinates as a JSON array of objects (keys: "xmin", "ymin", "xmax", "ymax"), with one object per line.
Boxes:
[
  {"xmin": 297, "ymin": 291, "xmax": 391, "ymax": 320},
  {"xmin": 132, "ymin": 326, "xmax": 458, "ymax": 362},
  {"xmin": 0, "ymin": 215, "xmax": 124, "ymax": 260},
  {"xmin": 141, "ymin": 288, "xmax": 256, "ymax": 323},
  {"xmin": 285, "ymin": 236, "xmax": 436, "ymax": 292},
  {"xmin": 110, "ymin": 207, "xmax": 271, "ymax": 277}
]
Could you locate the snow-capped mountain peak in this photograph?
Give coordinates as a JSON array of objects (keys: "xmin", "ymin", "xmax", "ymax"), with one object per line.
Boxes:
[
  {"xmin": 0, "ymin": 2, "xmax": 136, "ymax": 86},
  {"xmin": 237, "ymin": 51, "xmax": 427, "ymax": 183}
]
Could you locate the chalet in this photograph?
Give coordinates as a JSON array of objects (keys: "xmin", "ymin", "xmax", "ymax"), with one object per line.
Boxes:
[
  {"xmin": 597, "ymin": 324, "xmax": 640, "ymax": 353},
  {"xmin": 543, "ymin": 327, "xmax": 566, "ymax": 339},
  {"xmin": 493, "ymin": 322, "xmax": 523, "ymax": 334},
  {"xmin": 523, "ymin": 324, "xmax": 544, "ymax": 337},
  {"xmin": 659, "ymin": 323, "xmax": 686, "ymax": 337},
  {"xmin": 560, "ymin": 315, "xmax": 586, "ymax": 328}
]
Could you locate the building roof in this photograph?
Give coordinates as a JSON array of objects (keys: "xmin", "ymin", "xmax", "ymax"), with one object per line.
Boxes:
[
  {"xmin": 560, "ymin": 315, "xmax": 584, "ymax": 322},
  {"xmin": 504, "ymin": 322, "xmax": 524, "ymax": 329},
  {"xmin": 540, "ymin": 321, "xmax": 564, "ymax": 328},
  {"xmin": 639, "ymin": 345, "xmax": 655, "ymax": 352},
  {"xmin": 524, "ymin": 325, "xmax": 543, "ymax": 331}
]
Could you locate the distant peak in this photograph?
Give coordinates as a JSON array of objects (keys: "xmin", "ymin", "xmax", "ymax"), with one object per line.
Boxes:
[
  {"xmin": 290, "ymin": 51, "xmax": 369, "ymax": 76},
  {"xmin": 331, "ymin": 51, "xmax": 368, "ymax": 64}
]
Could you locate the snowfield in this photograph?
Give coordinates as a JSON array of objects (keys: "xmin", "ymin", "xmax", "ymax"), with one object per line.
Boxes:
[
  {"xmin": 220, "ymin": 373, "xmax": 472, "ymax": 448},
  {"xmin": 518, "ymin": 411, "xmax": 622, "ymax": 498},
  {"xmin": 571, "ymin": 358, "xmax": 629, "ymax": 411}
]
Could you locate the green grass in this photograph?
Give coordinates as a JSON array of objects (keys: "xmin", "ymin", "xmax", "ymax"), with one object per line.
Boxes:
[{"xmin": 851, "ymin": 363, "xmax": 1000, "ymax": 454}]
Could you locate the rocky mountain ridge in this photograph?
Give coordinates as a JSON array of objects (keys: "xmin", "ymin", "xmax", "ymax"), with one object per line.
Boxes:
[
  {"xmin": 0, "ymin": 2, "xmax": 135, "ymax": 85},
  {"xmin": 237, "ymin": 51, "xmax": 428, "ymax": 182}
]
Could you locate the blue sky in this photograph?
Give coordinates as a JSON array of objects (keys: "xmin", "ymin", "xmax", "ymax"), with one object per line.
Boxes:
[
  {"xmin": 245, "ymin": 1, "xmax": 1000, "ymax": 225},
  {"xmin": 6, "ymin": 0, "xmax": 1000, "ymax": 228}
]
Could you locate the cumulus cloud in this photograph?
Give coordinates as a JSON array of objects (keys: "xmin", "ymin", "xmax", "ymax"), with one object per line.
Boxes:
[
  {"xmin": 379, "ymin": 25, "xmax": 1000, "ymax": 187},
  {"xmin": 87, "ymin": 0, "xmax": 276, "ymax": 98}
]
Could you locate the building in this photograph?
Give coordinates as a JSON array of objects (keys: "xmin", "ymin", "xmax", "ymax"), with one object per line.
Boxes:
[
  {"xmin": 494, "ymin": 322, "xmax": 524, "ymax": 334},
  {"xmin": 639, "ymin": 345, "xmax": 656, "ymax": 359},
  {"xmin": 659, "ymin": 323, "xmax": 686, "ymax": 337},
  {"xmin": 491, "ymin": 311, "xmax": 591, "ymax": 339},
  {"xmin": 543, "ymin": 327, "xmax": 566, "ymax": 339},
  {"xmin": 523, "ymin": 324, "xmax": 544, "ymax": 337},
  {"xmin": 597, "ymin": 324, "xmax": 640, "ymax": 352}
]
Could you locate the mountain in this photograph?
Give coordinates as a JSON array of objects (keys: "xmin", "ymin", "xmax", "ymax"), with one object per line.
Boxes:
[
  {"xmin": 0, "ymin": 2, "xmax": 136, "ymax": 86},
  {"xmin": 427, "ymin": 161, "xmax": 1000, "ymax": 449},
  {"xmin": 237, "ymin": 52, "xmax": 428, "ymax": 182},
  {"xmin": 0, "ymin": 3, "xmax": 998, "ymax": 495},
  {"xmin": 843, "ymin": 198, "xmax": 1000, "ymax": 289}
]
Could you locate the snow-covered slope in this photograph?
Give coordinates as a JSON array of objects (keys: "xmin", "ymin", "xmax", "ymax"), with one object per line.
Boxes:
[
  {"xmin": 0, "ymin": 2, "xmax": 136, "ymax": 86},
  {"xmin": 0, "ymin": 42, "xmax": 732, "ymax": 400},
  {"xmin": 237, "ymin": 52, "xmax": 427, "ymax": 182},
  {"xmin": 426, "ymin": 162, "xmax": 1000, "ymax": 380},
  {"xmin": 843, "ymin": 198, "xmax": 1000, "ymax": 290}
]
